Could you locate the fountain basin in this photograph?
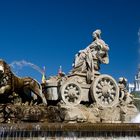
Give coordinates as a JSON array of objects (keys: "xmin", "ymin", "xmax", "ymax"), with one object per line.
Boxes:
[{"xmin": 0, "ymin": 123, "xmax": 140, "ymax": 139}]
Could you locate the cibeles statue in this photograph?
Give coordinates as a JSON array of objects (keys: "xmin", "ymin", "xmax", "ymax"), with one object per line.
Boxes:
[{"xmin": 72, "ymin": 29, "xmax": 109, "ymax": 83}]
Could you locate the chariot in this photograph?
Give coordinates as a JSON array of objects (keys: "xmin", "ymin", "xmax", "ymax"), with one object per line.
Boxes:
[{"xmin": 43, "ymin": 72, "xmax": 119, "ymax": 108}]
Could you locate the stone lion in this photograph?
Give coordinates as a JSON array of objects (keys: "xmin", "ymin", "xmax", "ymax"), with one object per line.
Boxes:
[{"xmin": 0, "ymin": 59, "xmax": 47, "ymax": 105}]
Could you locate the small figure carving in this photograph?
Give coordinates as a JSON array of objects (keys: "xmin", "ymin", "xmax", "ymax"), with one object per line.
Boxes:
[
  {"xmin": 0, "ymin": 59, "xmax": 47, "ymax": 105},
  {"xmin": 118, "ymin": 77, "xmax": 138, "ymax": 122},
  {"xmin": 118, "ymin": 77, "xmax": 133, "ymax": 105},
  {"xmin": 118, "ymin": 77, "xmax": 128, "ymax": 100}
]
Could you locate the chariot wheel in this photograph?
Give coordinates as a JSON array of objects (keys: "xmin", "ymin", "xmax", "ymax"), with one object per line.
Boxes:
[
  {"xmin": 90, "ymin": 74, "xmax": 119, "ymax": 107},
  {"xmin": 60, "ymin": 81, "xmax": 82, "ymax": 106}
]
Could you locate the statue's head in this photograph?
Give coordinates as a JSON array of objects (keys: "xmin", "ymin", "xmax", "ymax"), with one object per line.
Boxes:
[
  {"xmin": 0, "ymin": 59, "xmax": 6, "ymax": 78},
  {"xmin": 92, "ymin": 29, "xmax": 101, "ymax": 40},
  {"xmin": 118, "ymin": 77, "xmax": 128, "ymax": 87},
  {"xmin": 92, "ymin": 29, "xmax": 109, "ymax": 52}
]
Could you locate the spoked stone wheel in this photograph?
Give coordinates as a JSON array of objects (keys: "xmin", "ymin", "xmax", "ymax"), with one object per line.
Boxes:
[
  {"xmin": 60, "ymin": 81, "xmax": 82, "ymax": 106},
  {"xmin": 90, "ymin": 74, "xmax": 119, "ymax": 107}
]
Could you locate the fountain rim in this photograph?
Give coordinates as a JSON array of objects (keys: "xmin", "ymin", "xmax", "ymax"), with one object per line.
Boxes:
[{"xmin": 0, "ymin": 123, "xmax": 140, "ymax": 132}]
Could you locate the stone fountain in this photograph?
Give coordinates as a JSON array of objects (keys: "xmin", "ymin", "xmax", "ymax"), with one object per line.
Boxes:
[{"xmin": 0, "ymin": 29, "xmax": 139, "ymax": 139}]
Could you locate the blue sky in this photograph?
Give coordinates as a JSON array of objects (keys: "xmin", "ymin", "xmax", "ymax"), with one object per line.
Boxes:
[{"xmin": 0, "ymin": 0, "xmax": 140, "ymax": 83}]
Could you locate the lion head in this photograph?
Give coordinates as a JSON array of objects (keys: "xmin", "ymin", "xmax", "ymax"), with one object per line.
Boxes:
[{"xmin": 0, "ymin": 59, "xmax": 12, "ymax": 85}]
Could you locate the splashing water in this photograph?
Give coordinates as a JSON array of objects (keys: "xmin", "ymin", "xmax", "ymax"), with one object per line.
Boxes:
[
  {"xmin": 131, "ymin": 113, "xmax": 140, "ymax": 123},
  {"xmin": 10, "ymin": 60, "xmax": 44, "ymax": 75}
]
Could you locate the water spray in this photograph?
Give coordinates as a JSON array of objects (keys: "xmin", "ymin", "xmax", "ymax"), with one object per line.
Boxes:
[{"xmin": 10, "ymin": 60, "xmax": 44, "ymax": 75}]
